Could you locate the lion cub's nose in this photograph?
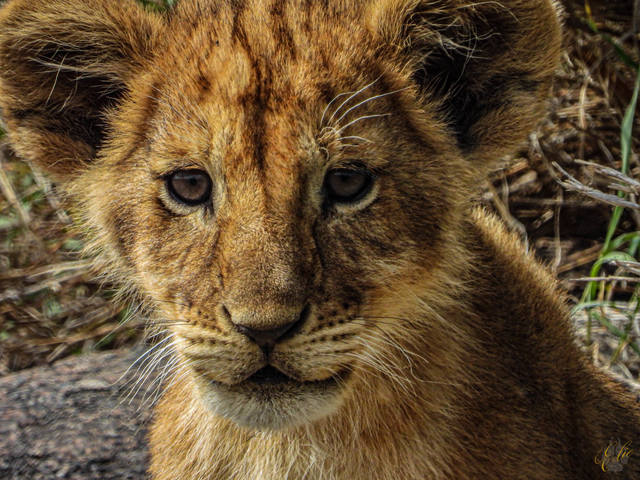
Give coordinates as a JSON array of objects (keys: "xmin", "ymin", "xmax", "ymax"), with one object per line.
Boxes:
[
  {"xmin": 235, "ymin": 323, "xmax": 296, "ymax": 348},
  {"xmin": 227, "ymin": 305, "xmax": 308, "ymax": 350}
]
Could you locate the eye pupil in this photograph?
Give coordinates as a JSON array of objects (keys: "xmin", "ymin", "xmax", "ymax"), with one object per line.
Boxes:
[
  {"xmin": 325, "ymin": 169, "xmax": 373, "ymax": 203},
  {"xmin": 167, "ymin": 170, "xmax": 212, "ymax": 206}
]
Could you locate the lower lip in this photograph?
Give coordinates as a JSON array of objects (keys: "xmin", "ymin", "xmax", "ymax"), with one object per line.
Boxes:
[
  {"xmin": 197, "ymin": 366, "xmax": 350, "ymax": 429},
  {"xmin": 247, "ymin": 365, "xmax": 294, "ymax": 385},
  {"xmin": 208, "ymin": 366, "xmax": 350, "ymax": 391}
]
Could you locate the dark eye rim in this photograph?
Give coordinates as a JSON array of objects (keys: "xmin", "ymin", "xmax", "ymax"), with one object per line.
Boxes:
[
  {"xmin": 165, "ymin": 169, "xmax": 213, "ymax": 207},
  {"xmin": 324, "ymin": 167, "xmax": 375, "ymax": 204}
]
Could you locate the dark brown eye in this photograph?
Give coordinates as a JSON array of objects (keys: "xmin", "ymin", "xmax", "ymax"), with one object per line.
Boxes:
[
  {"xmin": 325, "ymin": 168, "xmax": 373, "ymax": 203},
  {"xmin": 166, "ymin": 169, "xmax": 212, "ymax": 206}
]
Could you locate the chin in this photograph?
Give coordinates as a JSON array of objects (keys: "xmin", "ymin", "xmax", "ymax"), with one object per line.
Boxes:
[{"xmin": 193, "ymin": 366, "xmax": 347, "ymax": 430}]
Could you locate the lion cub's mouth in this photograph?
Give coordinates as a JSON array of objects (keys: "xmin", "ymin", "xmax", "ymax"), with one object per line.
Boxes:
[
  {"xmin": 216, "ymin": 364, "xmax": 349, "ymax": 390},
  {"xmin": 196, "ymin": 364, "xmax": 349, "ymax": 429},
  {"xmin": 247, "ymin": 365, "xmax": 293, "ymax": 385}
]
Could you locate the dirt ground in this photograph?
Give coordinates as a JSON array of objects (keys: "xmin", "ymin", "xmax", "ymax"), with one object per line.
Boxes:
[{"xmin": 0, "ymin": 350, "xmax": 154, "ymax": 480}]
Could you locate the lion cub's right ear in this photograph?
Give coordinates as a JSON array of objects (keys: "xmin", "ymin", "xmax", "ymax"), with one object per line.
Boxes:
[{"xmin": 0, "ymin": 0, "xmax": 163, "ymax": 180}]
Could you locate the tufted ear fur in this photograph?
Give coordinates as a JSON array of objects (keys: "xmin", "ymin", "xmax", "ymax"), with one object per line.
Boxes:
[
  {"xmin": 0, "ymin": 0, "xmax": 163, "ymax": 179},
  {"xmin": 376, "ymin": 0, "xmax": 562, "ymax": 164}
]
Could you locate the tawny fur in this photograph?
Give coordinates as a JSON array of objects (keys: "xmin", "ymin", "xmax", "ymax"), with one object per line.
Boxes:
[{"xmin": 1, "ymin": 0, "xmax": 639, "ymax": 479}]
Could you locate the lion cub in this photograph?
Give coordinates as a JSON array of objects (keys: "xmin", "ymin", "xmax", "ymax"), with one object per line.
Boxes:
[{"xmin": 1, "ymin": 0, "xmax": 639, "ymax": 478}]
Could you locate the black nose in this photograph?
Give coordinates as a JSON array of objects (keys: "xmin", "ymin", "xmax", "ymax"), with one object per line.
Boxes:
[
  {"xmin": 235, "ymin": 323, "xmax": 296, "ymax": 347},
  {"xmin": 229, "ymin": 305, "xmax": 309, "ymax": 351}
]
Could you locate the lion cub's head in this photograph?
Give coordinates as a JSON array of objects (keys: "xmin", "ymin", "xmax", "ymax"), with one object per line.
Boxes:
[{"xmin": 0, "ymin": 0, "xmax": 560, "ymax": 429}]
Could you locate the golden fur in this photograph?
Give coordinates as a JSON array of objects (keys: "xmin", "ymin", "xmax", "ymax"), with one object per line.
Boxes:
[{"xmin": 1, "ymin": 0, "xmax": 639, "ymax": 478}]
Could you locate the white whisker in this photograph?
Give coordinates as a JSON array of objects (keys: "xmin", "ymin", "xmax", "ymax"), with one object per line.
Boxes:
[
  {"xmin": 333, "ymin": 87, "xmax": 410, "ymax": 125},
  {"xmin": 336, "ymin": 135, "xmax": 373, "ymax": 143},
  {"xmin": 334, "ymin": 113, "xmax": 391, "ymax": 135},
  {"xmin": 326, "ymin": 75, "xmax": 381, "ymax": 126},
  {"xmin": 125, "ymin": 339, "xmax": 178, "ymax": 404},
  {"xmin": 115, "ymin": 333, "xmax": 174, "ymax": 385},
  {"xmin": 320, "ymin": 90, "xmax": 356, "ymax": 127},
  {"xmin": 141, "ymin": 355, "xmax": 192, "ymax": 410}
]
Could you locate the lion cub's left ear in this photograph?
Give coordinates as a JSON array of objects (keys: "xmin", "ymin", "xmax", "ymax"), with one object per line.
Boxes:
[
  {"xmin": 372, "ymin": 0, "xmax": 562, "ymax": 165},
  {"xmin": 0, "ymin": 0, "xmax": 164, "ymax": 180}
]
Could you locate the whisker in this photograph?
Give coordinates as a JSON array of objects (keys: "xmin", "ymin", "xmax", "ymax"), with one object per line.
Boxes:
[
  {"xmin": 333, "ymin": 86, "xmax": 410, "ymax": 125},
  {"xmin": 320, "ymin": 90, "xmax": 357, "ymax": 127},
  {"xmin": 334, "ymin": 113, "xmax": 391, "ymax": 135},
  {"xmin": 125, "ymin": 339, "xmax": 178, "ymax": 404},
  {"xmin": 326, "ymin": 75, "xmax": 381, "ymax": 126},
  {"xmin": 151, "ymin": 320, "xmax": 191, "ymax": 328},
  {"xmin": 139, "ymin": 355, "xmax": 182, "ymax": 410},
  {"xmin": 93, "ymin": 306, "xmax": 143, "ymax": 350},
  {"xmin": 343, "ymin": 350, "xmax": 412, "ymax": 395},
  {"xmin": 154, "ymin": 298, "xmax": 192, "ymax": 309},
  {"xmin": 161, "ymin": 358, "xmax": 215, "ymax": 394},
  {"xmin": 358, "ymin": 332, "xmax": 421, "ymax": 383},
  {"xmin": 356, "ymin": 315, "xmax": 421, "ymax": 329},
  {"xmin": 114, "ymin": 334, "xmax": 174, "ymax": 385},
  {"xmin": 336, "ymin": 135, "xmax": 373, "ymax": 144},
  {"xmin": 145, "ymin": 329, "xmax": 173, "ymax": 341},
  {"xmin": 144, "ymin": 354, "xmax": 198, "ymax": 409}
]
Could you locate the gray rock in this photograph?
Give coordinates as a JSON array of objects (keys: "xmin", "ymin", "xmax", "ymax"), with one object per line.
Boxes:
[{"xmin": 0, "ymin": 350, "xmax": 157, "ymax": 480}]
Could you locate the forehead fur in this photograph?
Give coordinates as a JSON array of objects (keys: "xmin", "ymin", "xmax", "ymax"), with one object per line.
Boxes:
[
  {"xmin": 0, "ymin": 0, "xmax": 561, "ymax": 180},
  {"xmin": 123, "ymin": 0, "xmax": 451, "ymax": 154}
]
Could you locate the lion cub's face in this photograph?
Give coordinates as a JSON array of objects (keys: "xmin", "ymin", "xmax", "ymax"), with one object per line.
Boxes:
[
  {"xmin": 0, "ymin": 0, "xmax": 560, "ymax": 429},
  {"xmin": 95, "ymin": 6, "xmax": 462, "ymax": 430}
]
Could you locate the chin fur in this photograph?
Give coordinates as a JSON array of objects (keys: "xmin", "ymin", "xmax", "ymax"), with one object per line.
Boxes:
[{"xmin": 193, "ymin": 376, "xmax": 346, "ymax": 430}]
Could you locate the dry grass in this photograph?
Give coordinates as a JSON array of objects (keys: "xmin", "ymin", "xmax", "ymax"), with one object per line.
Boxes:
[
  {"xmin": 0, "ymin": 141, "xmax": 140, "ymax": 374},
  {"xmin": 0, "ymin": 0, "xmax": 639, "ymax": 378},
  {"xmin": 481, "ymin": 0, "xmax": 640, "ymax": 381}
]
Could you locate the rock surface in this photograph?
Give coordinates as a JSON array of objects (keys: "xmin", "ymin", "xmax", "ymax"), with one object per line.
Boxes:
[{"xmin": 0, "ymin": 350, "xmax": 155, "ymax": 480}]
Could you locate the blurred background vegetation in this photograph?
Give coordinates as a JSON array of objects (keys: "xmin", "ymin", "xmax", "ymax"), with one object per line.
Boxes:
[{"xmin": 0, "ymin": 0, "xmax": 639, "ymax": 381}]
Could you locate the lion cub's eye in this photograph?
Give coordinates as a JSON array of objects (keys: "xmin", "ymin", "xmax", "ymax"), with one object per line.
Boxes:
[
  {"xmin": 166, "ymin": 170, "xmax": 212, "ymax": 206},
  {"xmin": 325, "ymin": 168, "xmax": 373, "ymax": 203}
]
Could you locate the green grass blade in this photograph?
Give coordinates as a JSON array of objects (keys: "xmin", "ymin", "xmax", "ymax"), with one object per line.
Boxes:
[
  {"xmin": 621, "ymin": 67, "xmax": 640, "ymax": 175},
  {"xmin": 591, "ymin": 311, "xmax": 640, "ymax": 356},
  {"xmin": 600, "ymin": 34, "xmax": 639, "ymax": 71},
  {"xmin": 595, "ymin": 251, "xmax": 637, "ymax": 266},
  {"xmin": 583, "ymin": 66, "xmax": 640, "ymax": 303},
  {"xmin": 602, "ymin": 206, "xmax": 624, "ymax": 254},
  {"xmin": 610, "ymin": 232, "xmax": 640, "ymax": 252},
  {"xmin": 628, "ymin": 235, "xmax": 640, "ymax": 256},
  {"xmin": 579, "ymin": 60, "xmax": 640, "ymax": 345}
]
